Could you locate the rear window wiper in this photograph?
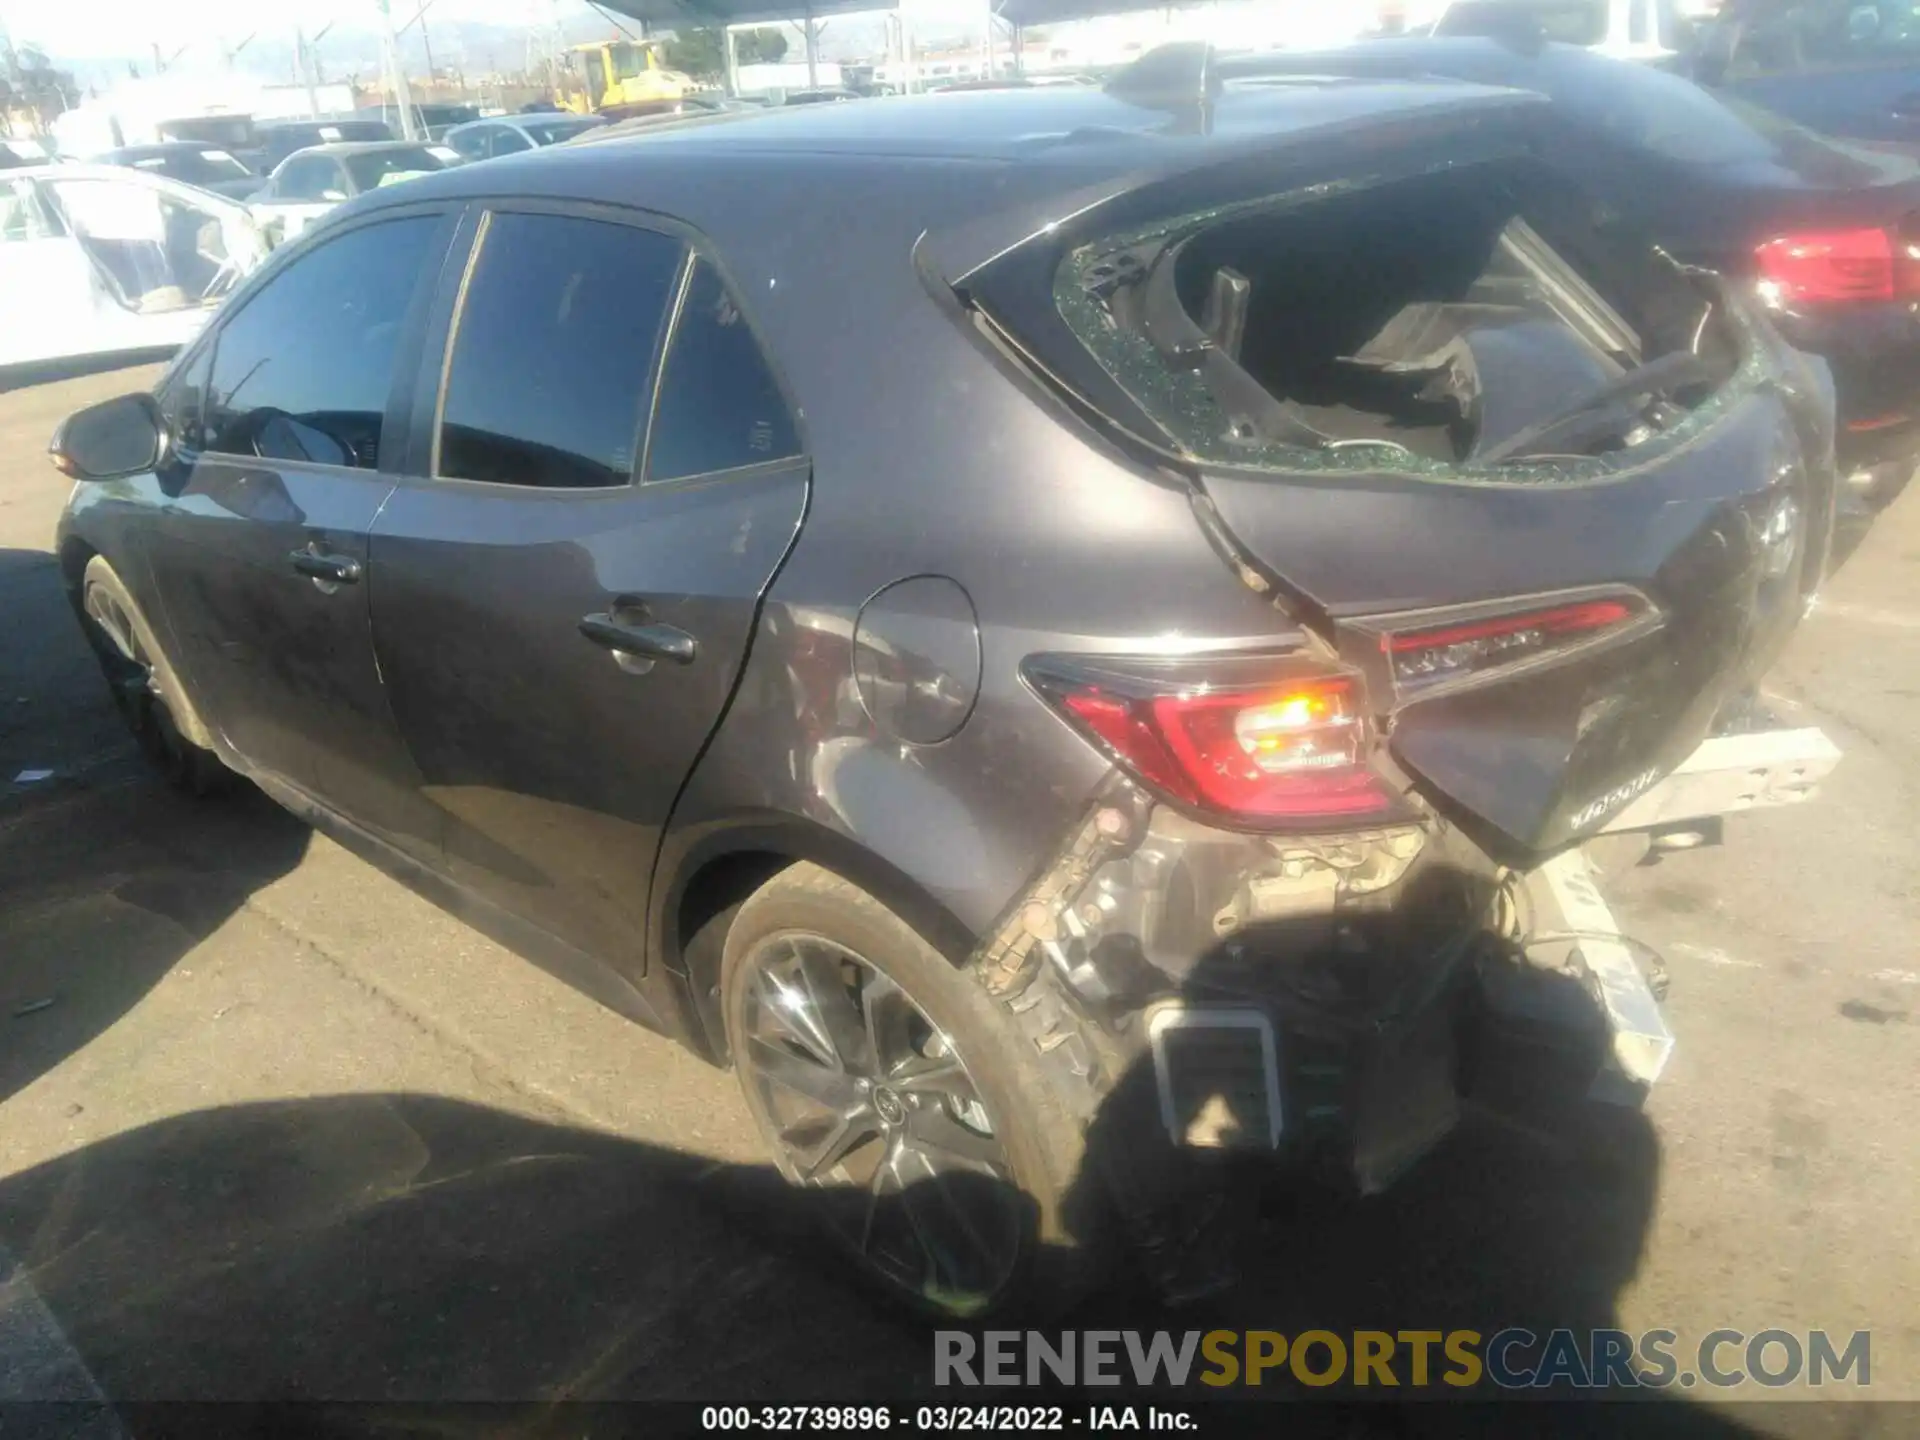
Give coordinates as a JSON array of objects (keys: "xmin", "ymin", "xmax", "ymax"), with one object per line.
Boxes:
[{"xmin": 1477, "ymin": 350, "xmax": 1713, "ymax": 463}]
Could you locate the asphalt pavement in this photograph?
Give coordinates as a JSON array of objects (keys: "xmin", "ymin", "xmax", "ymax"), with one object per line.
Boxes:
[{"xmin": 0, "ymin": 366, "xmax": 1915, "ymax": 1432}]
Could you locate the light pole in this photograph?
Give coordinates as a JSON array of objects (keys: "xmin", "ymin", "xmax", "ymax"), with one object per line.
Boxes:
[
  {"xmin": 376, "ymin": 0, "xmax": 419, "ymax": 138},
  {"xmin": 295, "ymin": 22, "xmax": 334, "ymax": 117}
]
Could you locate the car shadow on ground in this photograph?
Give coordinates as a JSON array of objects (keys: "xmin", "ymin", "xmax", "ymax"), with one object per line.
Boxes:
[
  {"xmin": 0, "ymin": 546, "xmax": 313, "ymax": 1104},
  {"xmin": 0, "ymin": 559, "xmax": 1803, "ymax": 1438},
  {"xmin": 0, "ymin": 880, "xmax": 1789, "ymax": 1440},
  {"xmin": 0, "ymin": 1088, "xmax": 1782, "ymax": 1437}
]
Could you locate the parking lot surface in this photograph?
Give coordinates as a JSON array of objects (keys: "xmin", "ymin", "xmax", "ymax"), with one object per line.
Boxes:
[{"xmin": 1, "ymin": 367, "xmax": 1916, "ymax": 1430}]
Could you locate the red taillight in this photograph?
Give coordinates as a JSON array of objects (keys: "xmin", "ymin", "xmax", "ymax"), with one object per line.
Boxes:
[
  {"xmin": 1754, "ymin": 227, "xmax": 1920, "ymax": 307},
  {"xmin": 1378, "ymin": 596, "xmax": 1645, "ymax": 692},
  {"xmin": 1044, "ymin": 668, "xmax": 1401, "ymax": 827}
]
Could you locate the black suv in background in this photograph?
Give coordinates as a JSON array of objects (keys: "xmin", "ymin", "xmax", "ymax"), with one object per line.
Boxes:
[
  {"xmin": 51, "ymin": 55, "xmax": 1838, "ymax": 1315},
  {"xmin": 1693, "ymin": 0, "xmax": 1920, "ymax": 145},
  {"xmin": 1284, "ymin": 36, "xmax": 1920, "ymax": 506}
]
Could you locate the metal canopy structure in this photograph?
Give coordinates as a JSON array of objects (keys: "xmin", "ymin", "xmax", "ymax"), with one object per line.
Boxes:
[
  {"xmin": 993, "ymin": 0, "xmax": 1176, "ymax": 27},
  {"xmin": 592, "ymin": 0, "xmax": 896, "ymax": 25}
]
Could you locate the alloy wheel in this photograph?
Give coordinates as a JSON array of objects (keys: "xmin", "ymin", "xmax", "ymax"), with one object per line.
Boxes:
[
  {"xmin": 733, "ymin": 931, "xmax": 1023, "ymax": 1313},
  {"xmin": 84, "ymin": 582, "xmax": 148, "ymax": 677},
  {"xmin": 84, "ymin": 579, "xmax": 182, "ymax": 776}
]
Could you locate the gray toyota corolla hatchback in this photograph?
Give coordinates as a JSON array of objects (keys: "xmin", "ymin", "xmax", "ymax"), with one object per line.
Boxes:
[{"xmin": 50, "ymin": 48, "xmax": 1839, "ymax": 1315}]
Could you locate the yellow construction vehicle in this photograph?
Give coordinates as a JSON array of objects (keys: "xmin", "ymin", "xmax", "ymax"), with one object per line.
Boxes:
[{"xmin": 558, "ymin": 40, "xmax": 700, "ymax": 118}]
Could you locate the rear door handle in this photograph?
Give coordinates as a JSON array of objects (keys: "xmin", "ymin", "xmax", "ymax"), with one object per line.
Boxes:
[
  {"xmin": 578, "ymin": 614, "xmax": 698, "ymax": 666},
  {"xmin": 289, "ymin": 549, "xmax": 362, "ymax": 585}
]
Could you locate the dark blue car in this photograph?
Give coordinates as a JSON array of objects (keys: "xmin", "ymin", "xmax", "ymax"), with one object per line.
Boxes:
[
  {"xmin": 1696, "ymin": 0, "xmax": 1920, "ymax": 145},
  {"xmin": 1271, "ymin": 36, "xmax": 1920, "ymax": 503}
]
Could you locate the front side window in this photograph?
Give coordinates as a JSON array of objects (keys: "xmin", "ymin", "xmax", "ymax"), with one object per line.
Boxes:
[
  {"xmin": 159, "ymin": 342, "xmax": 215, "ymax": 453},
  {"xmin": 437, "ymin": 211, "xmax": 682, "ymax": 489},
  {"xmin": 342, "ymin": 148, "xmax": 446, "ymax": 193},
  {"xmin": 521, "ymin": 118, "xmax": 601, "ymax": 146},
  {"xmin": 204, "ymin": 215, "xmax": 440, "ymax": 469},
  {"xmin": 276, "ymin": 156, "xmax": 343, "ymax": 201},
  {"xmin": 490, "ymin": 128, "xmax": 534, "ymax": 157},
  {"xmin": 646, "ymin": 257, "xmax": 802, "ymax": 483}
]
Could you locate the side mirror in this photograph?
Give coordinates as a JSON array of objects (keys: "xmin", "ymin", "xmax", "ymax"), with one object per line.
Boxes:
[{"xmin": 49, "ymin": 393, "xmax": 168, "ymax": 482}]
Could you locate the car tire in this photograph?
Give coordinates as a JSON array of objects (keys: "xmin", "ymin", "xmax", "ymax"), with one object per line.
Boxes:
[
  {"xmin": 720, "ymin": 862, "xmax": 1112, "ymax": 1319},
  {"xmin": 79, "ymin": 554, "xmax": 228, "ymax": 797}
]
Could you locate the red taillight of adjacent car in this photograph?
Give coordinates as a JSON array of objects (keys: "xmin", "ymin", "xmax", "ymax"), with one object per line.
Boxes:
[
  {"xmin": 1754, "ymin": 227, "xmax": 1920, "ymax": 307},
  {"xmin": 1380, "ymin": 597, "xmax": 1643, "ymax": 692},
  {"xmin": 1030, "ymin": 660, "xmax": 1403, "ymax": 827}
]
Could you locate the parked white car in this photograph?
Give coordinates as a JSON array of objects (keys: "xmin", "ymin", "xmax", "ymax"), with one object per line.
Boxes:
[
  {"xmin": 247, "ymin": 141, "xmax": 459, "ymax": 245},
  {"xmin": 1, "ymin": 162, "xmax": 269, "ymax": 377}
]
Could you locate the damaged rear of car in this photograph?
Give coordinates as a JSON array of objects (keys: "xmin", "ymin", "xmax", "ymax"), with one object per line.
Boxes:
[{"xmin": 879, "ymin": 49, "xmax": 1843, "ymax": 1295}]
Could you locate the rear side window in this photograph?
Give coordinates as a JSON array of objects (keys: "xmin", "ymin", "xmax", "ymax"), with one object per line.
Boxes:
[
  {"xmin": 646, "ymin": 256, "xmax": 801, "ymax": 482},
  {"xmin": 437, "ymin": 211, "xmax": 682, "ymax": 488},
  {"xmin": 276, "ymin": 155, "xmax": 342, "ymax": 201},
  {"xmin": 204, "ymin": 215, "xmax": 439, "ymax": 469}
]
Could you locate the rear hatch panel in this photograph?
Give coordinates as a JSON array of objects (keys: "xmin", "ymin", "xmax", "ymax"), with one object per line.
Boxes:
[{"xmin": 949, "ymin": 87, "xmax": 1837, "ymax": 864}]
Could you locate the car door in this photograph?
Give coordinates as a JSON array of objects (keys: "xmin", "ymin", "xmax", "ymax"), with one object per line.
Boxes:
[
  {"xmin": 142, "ymin": 205, "xmax": 459, "ymax": 862},
  {"xmin": 0, "ymin": 176, "xmax": 99, "ymax": 368},
  {"xmin": 369, "ymin": 204, "xmax": 809, "ymax": 967},
  {"xmin": 5, "ymin": 170, "xmax": 267, "ymax": 366}
]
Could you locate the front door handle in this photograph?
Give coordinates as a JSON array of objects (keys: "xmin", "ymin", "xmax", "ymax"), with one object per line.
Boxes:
[
  {"xmin": 579, "ymin": 614, "xmax": 698, "ymax": 666},
  {"xmin": 289, "ymin": 548, "xmax": 361, "ymax": 585}
]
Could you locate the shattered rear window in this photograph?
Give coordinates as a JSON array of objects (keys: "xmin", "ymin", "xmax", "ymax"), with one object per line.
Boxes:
[{"xmin": 1053, "ymin": 155, "xmax": 1769, "ymax": 486}]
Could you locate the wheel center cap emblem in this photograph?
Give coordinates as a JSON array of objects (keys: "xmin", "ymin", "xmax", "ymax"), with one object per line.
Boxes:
[{"xmin": 872, "ymin": 1086, "xmax": 906, "ymax": 1126}]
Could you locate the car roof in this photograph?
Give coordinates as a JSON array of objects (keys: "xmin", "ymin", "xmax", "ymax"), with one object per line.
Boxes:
[
  {"xmin": 449, "ymin": 114, "xmax": 597, "ymax": 134},
  {"xmin": 4, "ymin": 160, "xmax": 252, "ymax": 208},
  {"xmin": 341, "ymin": 69, "xmax": 1539, "ymax": 278},
  {"xmin": 105, "ymin": 141, "xmax": 218, "ymax": 155},
  {"xmin": 260, "ymin": 116, "xmax": 384, "ymax": 130},
  {"xmin": 542, "ymin": 71, "xmax": 1530, "ymax": 164},
  {"xmin": 285, "ymin": 141, "xmax": 441, "ymax": 157}
]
